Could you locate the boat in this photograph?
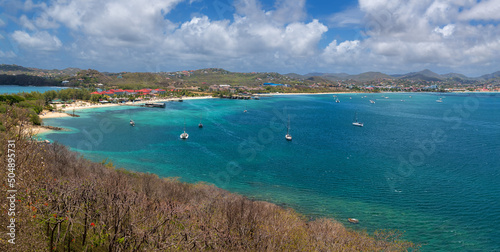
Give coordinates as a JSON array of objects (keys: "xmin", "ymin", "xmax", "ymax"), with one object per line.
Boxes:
[
  {"xmin": 180, "ymin": 119, "xmax": 189, "ymax": 139},
  {"xmin": 198, "ymin": 114, "xmax": 203, "ymax": 128},
  {"xmin": 285, "ymin": 116, "xmax": 292, "ymax": 141},
  {"xmin": 348, "ymin": 218, "xmax": 359, "ymax": 224},
  {"xmin": 243, "ymin": 104, "xmax": 247, "ymax": 113},
  {"xmin": 352, "ymin": 112, "xmax": 363, "ymax": 127},
  {"xmin": 178, "ymin": 98, "xmax": 183, "ymax": 102},
  {"xmin": 335, "ymin": 99, "xmax": 340, "ymax": 103},
  {"xmin": 130, "ymin": 119, "xmax": 135, "ymax": 126},
  {"xmin": 436, "ymin": 98, "xmax": 443, "ymax": 103},
  {"xmin": 369, "ymin": 100, "xmax": 375, "ymax": 104}
]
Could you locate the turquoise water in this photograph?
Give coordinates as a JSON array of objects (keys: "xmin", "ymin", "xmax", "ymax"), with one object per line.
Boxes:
[
  {"xmin": 42, "ymin": 93, "xmax": 500, "ymax": 251},
  {"xmin": 0, "ymin": 85, "xmax": 68, "ymax": 94}
]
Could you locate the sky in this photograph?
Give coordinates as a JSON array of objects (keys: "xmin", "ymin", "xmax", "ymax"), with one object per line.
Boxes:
[{"xmin": 0, "ymin": 0, "xmax": 499, "ymax": 76}]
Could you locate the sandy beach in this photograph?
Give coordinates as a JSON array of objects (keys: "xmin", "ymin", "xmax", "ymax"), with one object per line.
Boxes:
[
  {"xmin": 40, "ymin": 111, "xmax": 72, "ymax": 118},
  {"xmin": 58, "ymin": 96, "xmax": 215, "ymax": 111}
]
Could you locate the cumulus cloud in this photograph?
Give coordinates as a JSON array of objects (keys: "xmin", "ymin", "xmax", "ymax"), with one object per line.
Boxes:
[
  {"xmin": 459, "ymin": 0, "xmax": 500, "ymax": 21},
  {"xmin": 356, "ymin": 0, "xmax": 500, "ymax": 73},
  {"xmin": 322, "ymin": 40, "xmax": 361, "ymax": 64},
  {"xmin": 12, "ymin": 0, "xmax": 329, "ymax": 72},
  {"xmin": 11, "ymin": 30, "xmax": 62, "ymax": 51},
  {"xmin": 434, "ymin": 24, "xmax": 455, "ymax": 38},
  {"xmin": 271, "ymin": 0, "xmax": 307, "ymax": 24},
  {"xmin": 4, "ymin": 0, "xmax": 500, "ymax": 75}
]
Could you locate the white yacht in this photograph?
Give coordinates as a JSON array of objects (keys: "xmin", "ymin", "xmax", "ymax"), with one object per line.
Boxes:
[
  {"xmin": 180, "ymin": 119, "xmax": 189, "ymax": 139},
  {"xmin": 352, "ymin": 112, "xmax": 363, "ymax": 127}
]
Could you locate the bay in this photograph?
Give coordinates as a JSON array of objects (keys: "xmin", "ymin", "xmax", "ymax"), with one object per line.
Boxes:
[{"xmin": 41, "ymin": 93, "xmax": 500, "ymax": 251}]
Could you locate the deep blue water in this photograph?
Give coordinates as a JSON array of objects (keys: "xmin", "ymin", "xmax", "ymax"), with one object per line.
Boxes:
[
  {"xmin": 0, "ymin": 85, "xmax": 68, "ymax": 94},
  {"xmin": 41, "ymin": 93, "xmax": 500, "ymax": 251}
]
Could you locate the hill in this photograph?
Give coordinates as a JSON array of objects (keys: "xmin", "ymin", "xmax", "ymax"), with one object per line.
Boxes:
[
  {"xmin": 397, "ymin": 69, "xmax": 443, "ymax": 81},
  {"xmin": 442, "ymin": 73, "xmax": 470, "ymax": 80},
  {"xmin": 0, "ymin": 64, "xmax": 33, "ymax": 72},
  {"xmin": 478, "ymin": 71, "xmax": 500, "ymax": 80}
]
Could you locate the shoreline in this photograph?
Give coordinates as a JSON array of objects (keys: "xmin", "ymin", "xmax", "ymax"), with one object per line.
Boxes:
[
  {"xmin": 27, "ymin": 125, "xmax": 67, "ymax": 135},
  {"xmin": 59, "ymin": 96, "xmax": 215, "ymax": 111},
  {"xmin": 269, "ymin": 91, "xmax": 500, "ymax": 96}
]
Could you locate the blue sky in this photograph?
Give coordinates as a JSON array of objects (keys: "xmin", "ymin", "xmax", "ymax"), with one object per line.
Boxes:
[{"xmin": 1, "ymin": 0, "xmax": 499, "ymax": 76}]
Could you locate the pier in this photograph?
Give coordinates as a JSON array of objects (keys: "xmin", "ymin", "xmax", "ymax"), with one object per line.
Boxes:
[{"xmin": 141, "ymin": 102, "xmax": 166, "ymax": 108}]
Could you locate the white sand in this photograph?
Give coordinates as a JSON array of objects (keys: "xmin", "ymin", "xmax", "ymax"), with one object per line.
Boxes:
[
  {"xmin": 39, "ymin": 111, "xmax": 71, "ymax": 118},
  {"xmin": 59, "ymin": 96, "xmax": 215, "ymax": 111}
]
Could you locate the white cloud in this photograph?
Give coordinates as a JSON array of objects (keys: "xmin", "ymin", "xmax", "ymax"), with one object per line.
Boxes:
[
  {"xmin": 19, "ymin": 15, "xmax": 36, "ymax": 30},
  {"xmin": 6, "ymin": 0, "xmax": 500, "ymax": 75},
  {"xmin": 322, "ymin": 40, "xmax": 361, "ymax": 63},
  {"xmin": 328, "ymin": 7, "xmax": 363, "ymax": 28},
  {"xmin": 271, "ymin": 0, "xmax": 307, "ymax": 24},
  {"xmin": 21, "ymin": 0, "xmax": 329, "ymax": 72},
  {"xmin": 11, "ymin": 30, "xmax": 62, "ymax": 51},
  {"xmin": 0, "ymin": 50, "xmax": 17, "ymax": 58},
  {"xmin": 434, "ymin": 24, "xmax": 455, "ymax": 37},
  {"xmin": 355, "ymin": 0, "xmax": 500, "ymax": 73},
  {"xmin": 44, "ymin": 0, "xmax": 183, "ymax": 46},
  {"xmin": 459, "ymin": 0, "xmax": 500, "ymax": 21}
]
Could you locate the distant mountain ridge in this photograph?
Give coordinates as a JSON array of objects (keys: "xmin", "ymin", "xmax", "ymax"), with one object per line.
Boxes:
[
  {"xmin": 1, "ymin": 64, "xmax": 499, "ymax": 83},
  {"xmin": 288, "ymin": 69, "xmax": 500, "ymax": 82}
]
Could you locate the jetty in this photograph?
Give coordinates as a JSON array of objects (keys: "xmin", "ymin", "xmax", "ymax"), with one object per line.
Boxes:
[{"xmin": 142, "ymin": 102, "xmax": 166, "ymax": 108}]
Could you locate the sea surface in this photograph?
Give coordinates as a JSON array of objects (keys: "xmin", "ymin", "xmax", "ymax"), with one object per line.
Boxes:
[
  {"xmin": 41, "ymin": 93, "xmax": 500, "ymax": 251},
  {"xmin": 0, "ymin": 85, "xmax": 68, "ymax": 94}
]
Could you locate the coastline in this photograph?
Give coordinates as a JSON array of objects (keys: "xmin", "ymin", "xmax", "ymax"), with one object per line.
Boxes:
[
  {"xmin": 59, "ymin": 95, "xmax": 215, "ymax": 111},
  {"xmin": 269, "ymin": 91, "xmax": 500, "ymax": 96},
  {"xmin": 37, "ymin": 96, "xmax": 215, "ymax": 134}
]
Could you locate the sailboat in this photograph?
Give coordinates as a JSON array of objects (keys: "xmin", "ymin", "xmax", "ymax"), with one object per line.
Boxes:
[
  {"xmin": 285, "ymin": 115, "xmax": 292, "ymax": 141},
  {"xmin": 243, "ymin": 104, "xmax": 247, "ymax": 113},
  {"xmin": 352, "ymin": 112, "xmax": 363, "ymax": 127},
  {"xmin": 198, "ymin": 114, "xmax": 203, "ymax": 128},
  {"xmin": 180, "ymin": 119, "xmax": 189, "ymax": 139}
]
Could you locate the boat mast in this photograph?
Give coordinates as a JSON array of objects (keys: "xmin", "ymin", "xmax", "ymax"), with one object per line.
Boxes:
[{"xmin": 287, "ymin": 115, "xmax": 290, "ymax": 135}]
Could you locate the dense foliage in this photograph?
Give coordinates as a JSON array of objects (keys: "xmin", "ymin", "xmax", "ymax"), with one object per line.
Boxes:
[{"xmin": 0, "ymin": 74, "xmax": 61, "ymax": 86}]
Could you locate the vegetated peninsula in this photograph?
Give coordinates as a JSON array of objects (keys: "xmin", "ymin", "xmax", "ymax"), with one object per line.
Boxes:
[
  {"xmin": 1, "ymin": 64, "xmax": 499, "ymax": 93},
  {"xmin": 0, "ymin": 91, "xmax": 419, "ymax": 250}
]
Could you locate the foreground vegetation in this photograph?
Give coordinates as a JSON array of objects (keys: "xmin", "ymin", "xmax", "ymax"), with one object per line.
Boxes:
[{"xmin": 1, "ymin": 104, "xmax": 418, "ymax": 251}]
